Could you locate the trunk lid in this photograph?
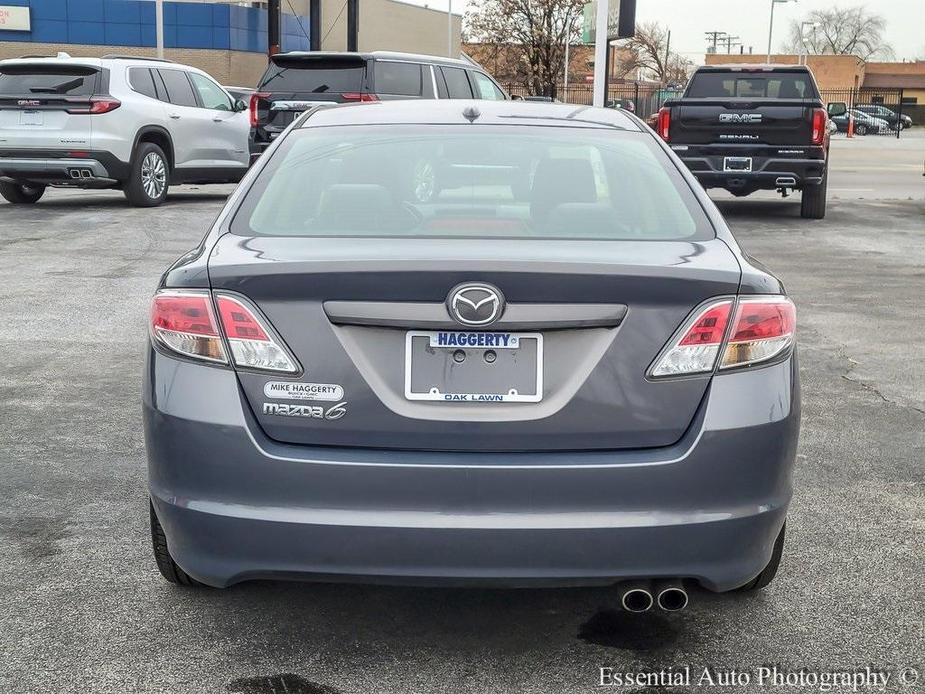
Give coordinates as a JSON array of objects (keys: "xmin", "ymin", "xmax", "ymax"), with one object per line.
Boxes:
[
  {"xmin": 672, "ymin": 99, "xmax": 817, "ymax": 146},
  {"xmin": 0, "ymin": 62, "xmax": 100, "ymax": 150},
  {"xmin": 208, "ymin": 235, "xmax": 742, "ymax": 452}
]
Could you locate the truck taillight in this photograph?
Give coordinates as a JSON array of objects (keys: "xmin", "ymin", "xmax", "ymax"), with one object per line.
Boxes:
[
  {"xmin": 649, "ymin": 296, "xmax": 796, "ymax": 378},
  {"xmin": 150, "ymin": 290, "xmax": 299, "ymax": 373},
  {"xmin": 656, "ymin": 107, "xmax": 671, "ymax": 141},
  {"xmin": 342, "ymin": 92, "xmax": 380, "ymax": 103},
  {"xmin": 811, "ymin": 108, "xmax": 826, "ymax": 145},
  {"xmin": 249, "ymin": 91, "xmax": 270, "ymax": 128}
]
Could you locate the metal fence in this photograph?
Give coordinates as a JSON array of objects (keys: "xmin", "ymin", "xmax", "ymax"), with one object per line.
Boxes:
[
  {"xmin": 819, "ymin": 88, "xmax": 908, "ymax": 138},
  {"xmin": 506, "ymin": 83, "xmax": 914, "ymax": 138}
]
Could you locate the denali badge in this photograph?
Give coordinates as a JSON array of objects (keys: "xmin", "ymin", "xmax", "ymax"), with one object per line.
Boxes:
[
  {"xmin": 447, "ymin": 283, "xmax": 505, "ymax": 327},
  {"xmin": 264, "ymin": 381, "xmax": 344, "ymax": 401},
  {"xmin": 263, "ymin": 402, "xmax": 347, "ymax": 420},
  {"xmin": 719, "ymin": 113, "xmax": 762, "ymax": 124}
]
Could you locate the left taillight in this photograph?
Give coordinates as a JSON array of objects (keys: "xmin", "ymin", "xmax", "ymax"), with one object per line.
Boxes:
[
  {"xmin": 150, "ymin": 290, "xmax": 299, "ymax": 373},
  {"xmin": 150, "ymin": 291, "xmax": 227, "ymax": 364},
  {"xmin": 249, "ymin": 91, "xmax": 270, "ymax": 128},
  {"xmin": 656, "ymin": 107, "xmax": 671, "ymax": 142}
]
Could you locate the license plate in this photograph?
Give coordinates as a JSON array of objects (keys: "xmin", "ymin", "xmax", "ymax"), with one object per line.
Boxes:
[
  {"xmin": 404, "ymin": 331, "xmax": 543, "ymax": 403},
  {"xmin": 20, "ymin": 110, "xmax": 42, "ymax": 126},
  {"xmin": 723, "ymin": 156, "xmax": 752, "ymax": 172}
]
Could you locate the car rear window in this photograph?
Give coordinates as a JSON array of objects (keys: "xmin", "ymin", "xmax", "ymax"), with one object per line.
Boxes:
[
  {"xmin": 231, "ymin": 126, "xmax": 712, "ymax": 241},
  {"xmin": 0, "ymin": 65, "xmax": 99, "ymax": 96},
  {"xmin": 375, "ymin": 62, "xmax": 423, "ymax": 96},
  {"xmin": 687, "ymin": 71, "xmax": 817, "ymax": 99},
  {"xmin": 259, "ymin": 58, "xmax": 366, "ymax": 94}
]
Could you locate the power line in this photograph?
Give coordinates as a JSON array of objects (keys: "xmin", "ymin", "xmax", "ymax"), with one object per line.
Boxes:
[
  {"xmin": 704, "ymin": 31, "xmax": 726, "ymax": 53},
  {"xmin": 284, "ymin": 0, "xmax": 311, "ymax": 42},
  {"xmin": 320, "ymin": 0, "xmax": 349, "ymax": 46}
]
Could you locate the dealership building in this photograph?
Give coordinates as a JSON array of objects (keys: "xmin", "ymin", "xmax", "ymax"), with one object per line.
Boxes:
[{"xmin": 0, "ymin": 0, "xmax": 461, "ymax": 86}]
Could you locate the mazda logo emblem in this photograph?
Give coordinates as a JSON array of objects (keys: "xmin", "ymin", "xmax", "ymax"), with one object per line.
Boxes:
[{"xmin": 447, "ymin": 283, "xmax": 505, "ymax": 327}]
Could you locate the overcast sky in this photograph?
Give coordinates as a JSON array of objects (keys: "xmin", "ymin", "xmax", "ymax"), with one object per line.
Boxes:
[{"xmin": 422, "ymin": 0, "xmax": 924, "ymax": 61}]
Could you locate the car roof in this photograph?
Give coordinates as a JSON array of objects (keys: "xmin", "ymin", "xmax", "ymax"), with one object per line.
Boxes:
[
  {"xmin": 298, "ymin": 100, "xmax": 643, "ymax": 131},
  {"xmin": 271, "ymin": 50, "xmax": 478, "ymax": 68},
  {"xmin": 696, "ymin": 63, "xmax": 811, "ymax": 72}
]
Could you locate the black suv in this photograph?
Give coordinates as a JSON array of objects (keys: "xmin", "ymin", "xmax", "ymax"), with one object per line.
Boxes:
[
  {"xmin": 656, "ymin": 64, "xmax": 846, "ymax": 219},
  {"xmin": 249, "ymin": 51, "xmax": 509, "ymax": 158}
]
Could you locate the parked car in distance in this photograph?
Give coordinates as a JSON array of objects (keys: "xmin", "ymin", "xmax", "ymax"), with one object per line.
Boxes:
[
  {"xmin": 224, "ymin": 86, "xmax": 254, "ymax": 103},
  {"xmin": 856, "ymin": 103, "xmax": 912, "ymax": 130},
  {"xmin": 0, "ymin": 53, "xmax": 250, "ymax": 206},
  {"xmin": 655, "ymin": 64, "xmax": 838, "ymax": 218},
  {"xmin": 146, "ymin": 100, "xmax": 799, "ymax": 612},
  {"xmin": 249, "ymin": 51, "xmax": 509, "ymax": 158},
  {"xmin": 829, "ymin": 108, "xmax": 891, "ymax": 136}
]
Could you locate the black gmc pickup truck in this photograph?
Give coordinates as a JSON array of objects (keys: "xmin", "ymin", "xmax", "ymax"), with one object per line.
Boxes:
[{"xmin": 655, "ymin": 64, "xmax": 846, "ymax": 219}]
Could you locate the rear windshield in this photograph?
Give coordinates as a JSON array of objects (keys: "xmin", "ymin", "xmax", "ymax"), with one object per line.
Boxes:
[
  {"xmin": 259, "ymin": 59, "xmax": 365, "ymax": 94},
  {"xmin": 687, "ymin": 71, "xmax": 817, "ymax": 99},
  {"xmin": 231, "ymin": 125, "xmax": 712, "ymax": 241},
  {"xmin": 0, "ymin": 65, "xmax": 99, "ymax": 96}
]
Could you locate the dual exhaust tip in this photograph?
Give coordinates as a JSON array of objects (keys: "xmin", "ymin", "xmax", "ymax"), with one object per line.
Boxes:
[
  {"xmin": 68, "ymin": 168, "xmax": 93, "ymax": 179},
  {"xmin": 618, "ymin": 579, "xmax": 689, "ymax": 613}
]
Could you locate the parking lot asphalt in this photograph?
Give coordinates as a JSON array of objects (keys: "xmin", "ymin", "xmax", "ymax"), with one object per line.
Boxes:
[{"xmin": 1, "ymin": 139, "xmax": 923, "ymax": 693}]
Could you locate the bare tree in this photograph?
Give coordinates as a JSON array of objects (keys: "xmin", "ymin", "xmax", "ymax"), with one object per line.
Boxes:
[
  {"xmin": 782, "ymin": 6, "xmax": 894, "ymax": 60},
  {"xmin": 465, "ymin": 0, "xmax": 585, "ymax": 96},
  {"xmin": 619, "ymin": 22, "xmax": 693, "ymax": 84}
]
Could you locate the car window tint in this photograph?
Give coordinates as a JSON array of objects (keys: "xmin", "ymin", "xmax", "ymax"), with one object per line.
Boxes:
[
  {"xmin": 0, "ymin": 65, "xmax": 98, "ymax": 96},
  {"xmin": 232, "ymin": 125, "xmax": 712, "ymax": 242},
  {"xmin": 375, "ymin": 62, "xmax": 423, "ymax": 96},
  {"xmin": 189, "ymin": 72, "xmax": 232, "ymax": 110},
  {"xmin": 441, "ymin": 67, "xmax": 473, "ymax": 98},
  {"xmin": 687, "ymin": 73, "xmax": 816, "ymax": 99},
  {"xmin": 471, "ymin": 72, "xmax": 505, "ymax": 100},
  {"xmin": 157, "ymin": 69, "xmax": 198, "ymax": 107},
  {"xmin": 129, "ymin": 67, "xmax": 157, "ymax": 99},
  {"xmin": 259, "ymin": 59, "xmax": 366, "ymax": 93}
]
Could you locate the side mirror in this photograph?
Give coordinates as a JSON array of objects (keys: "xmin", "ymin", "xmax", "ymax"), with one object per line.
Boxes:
[
  {"xmin": 511, "ymin": 94, "xmax": 524, "ymax": 101},
  {"xmin": 827, "ymin": 102, "xmax": 847, "ymax": 117},
  {"xmin": 234, "ymin": 98, "xmax": 248, "ymax": 113}
]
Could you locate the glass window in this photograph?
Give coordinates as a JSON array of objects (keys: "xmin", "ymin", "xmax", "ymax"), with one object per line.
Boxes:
[
  {"xmin": 471, "ymin": 72, "xmax": 505, "ymax": 100},
  {"xmin": 231, "ymin": 126, "xmax": 711, "ymax": 242},
  {"xmin": 687, "ymin": 72, "xmax": 817, "ymax": 99},
  {"xmin": 189, "ymin": 72, "xmax": 233, "ymax": 110},
  {"xmin": 0, "ymin": 65, "xmax": 98, "ymax": 96},
  {"xmin": 375, "ymin": 62, "xmax": 423, "ymax": 96},
  {"xmin": 129, "ymin": 67, "xmax": 158, "ymax": 99},
  {"xmin": 157, "ymin": 69, "xmax": 198, "ymax": 107},
  {"xmin": 441, "ymin": 67, "xmax": 473, "ymax": 99},
  {"xmin": 258, "ymin": 59, "xmax": 366, "ymax": 93}
]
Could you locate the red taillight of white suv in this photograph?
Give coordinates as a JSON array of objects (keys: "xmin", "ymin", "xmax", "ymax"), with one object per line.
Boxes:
[
  {"xmin": 150, "ymin": 290, "xmax": 298, "ymax": 373},
  {"xmin": 649, "ymin": 296, "xmax": 795, "ymax": 377}
]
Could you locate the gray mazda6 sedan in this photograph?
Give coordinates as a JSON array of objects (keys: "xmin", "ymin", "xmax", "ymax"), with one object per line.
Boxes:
[{"xmin": 144, "ymin": 100, "xmax": 799, "ymax": 611}]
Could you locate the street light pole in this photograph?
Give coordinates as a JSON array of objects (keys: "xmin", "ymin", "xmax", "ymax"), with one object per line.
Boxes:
[
  {"xmin": 592, "ymin": 0, "xmax": 609, "ymax": 107},
  {"xmin": 767, "ymin": 0, "xmax": 797, "ymax": 63},
  {"xmin": 447, "ymin": 0, "xmax": 453, "ymax": 58},
  {"xmin": 155, "ymin": 0, "xmax": 164, "ymax": 59}
]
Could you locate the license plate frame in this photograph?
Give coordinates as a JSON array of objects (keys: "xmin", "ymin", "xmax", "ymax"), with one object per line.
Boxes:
[
  {"xmin": 19, "ymin": 110, "xmax": 43, "ymax": 126},
  {"xmin": 723, "ymin": 156, "xmax": 752, "ymax": 172},
  {"xmin": 404, "ymin": 330, "xmax": 544, "ymax": 403}
]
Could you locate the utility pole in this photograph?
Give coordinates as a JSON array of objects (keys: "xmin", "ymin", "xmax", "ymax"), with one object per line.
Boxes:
[
  {"xmin": 704, "ymin": 31, "xmax": 726, "ymax": 53},
  {"xmin": 155, "ymin": 0, "xmax": 164, "ymax": 59},
  {"xmin": 267, "ymin": 0, "xmax": 280, "ymax": 56},
  {"xmin": 724, "ymin": 35, "xmax": 741, "ymax": 54},
  {"xmin": 347, "ymin": 0, "xmax": 358, "ymax": 52},
  {"xmin": 309, "ymin": 0, "xmax": 321, "ymax": 51},
  {"xmin": 663, "ymin": 30, "xmax": 670, "ymax": 85}
]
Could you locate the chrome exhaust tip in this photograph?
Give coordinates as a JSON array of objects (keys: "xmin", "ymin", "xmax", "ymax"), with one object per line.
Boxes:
[
  {"xmin": 68, "ymin": 169, "xmax": 81, "ymax": 179},
  {"xmin": 619, "ymin": 581, "xmax": 654, "ymax": 613},
  {"xmin": 80, "ymin": 169, "xmax": 92, "ymax": 178},
  {"xmin": 654, "ymin": 580, "xmax": 689, "ymax": 612},
  {"xmin": 775, "ymin": 176, "xmax": 797, "ymax": 187}
]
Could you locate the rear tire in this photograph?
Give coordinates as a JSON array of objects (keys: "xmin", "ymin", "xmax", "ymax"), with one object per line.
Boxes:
[
  {"xmin": 855, "ymin": 123, "xmax": 868, "ymax": 136},
  {"xmin": 800, "ymin": 168, "xmax": 828, "ymax": 219},
  {"xmin": 150, "ymin": 500, "xmax": 206, "ymax": 587},
  {"xmin": 0, "ymin": 181, "xmax": 45, "ymax": 204},
  {"xmin": 124, "ymin": 142, "xmax": 169, "ymax": 207},
  {"xmin": 737, "ymin": 522, "xmax": 786, "ymax": 592}
]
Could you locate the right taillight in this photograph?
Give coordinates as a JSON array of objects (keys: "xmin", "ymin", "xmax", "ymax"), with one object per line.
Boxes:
[
  {"xmin": 720, "ymin": 296, "xmax": 796, "ymax": 369},
  {"xmin": 656, "ymin": 107, "xmax": 671, "ymax": 141},
  {"xmin": 214, "ymin": 294, "xmax": 298, "ymax": 373},
  {"xmin": 649, "ymin": 296, "xmax": 795, "ymax": 378},
  {"xmin": 249, "ymin": 91, "xmax": 269, "ymax": 128},
  {"xmin": 810, "ymin": 107, "xmax": 826, "ymax": 145}
]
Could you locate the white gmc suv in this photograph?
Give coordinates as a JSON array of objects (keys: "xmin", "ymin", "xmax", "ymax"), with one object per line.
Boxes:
[{"xmin": 0, "ymin": 54, "xmax": 250, "ymax": 207}]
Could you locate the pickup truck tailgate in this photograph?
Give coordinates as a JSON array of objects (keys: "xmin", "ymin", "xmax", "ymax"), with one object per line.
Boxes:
[{"xmin": 673, "ymin": 99, "xmax": 815, "ymax": 145}]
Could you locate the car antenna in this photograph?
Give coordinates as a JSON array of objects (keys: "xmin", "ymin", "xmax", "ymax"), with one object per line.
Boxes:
[{"xmin": 462, "ymin": 106, "xmax": 480, "ymax": 123}]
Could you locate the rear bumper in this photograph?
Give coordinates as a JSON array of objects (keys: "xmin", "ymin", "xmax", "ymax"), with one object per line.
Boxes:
[
  {"xmin": 0, "ymin": 149, "xmax": 128, "ymax": 184},
  {"xmin": 145, "ymin": 349, "xmax": 800, "ymax": 591},
  {"xmin": 674, "ymin": 146, "xmax": 826, "ymax": 193}
]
